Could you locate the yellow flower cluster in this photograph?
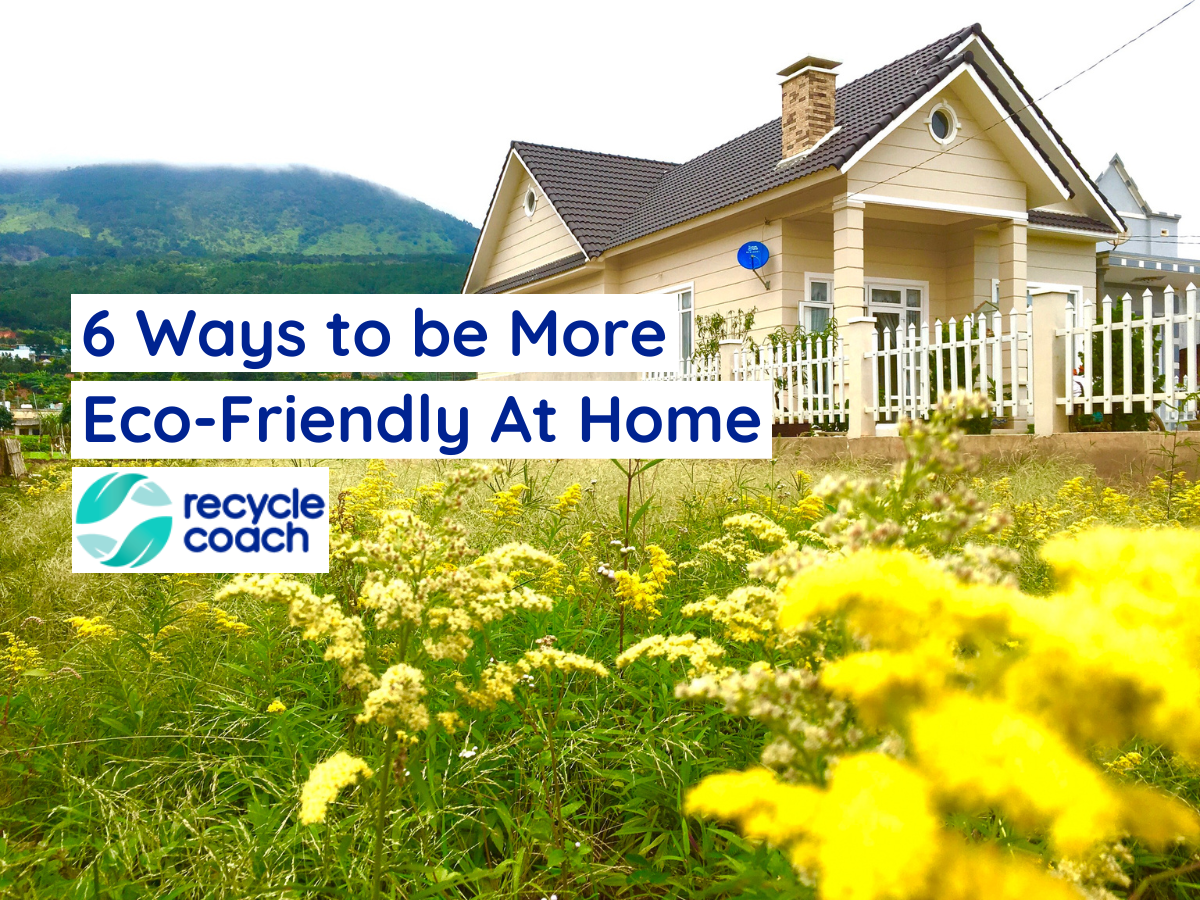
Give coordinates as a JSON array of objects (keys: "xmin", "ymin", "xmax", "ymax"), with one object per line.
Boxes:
[
  {"xmin": 266, "ymin": 698, "xmax": 288, "ymax": 714},
  {"xmin": 423, "ymin": 542, "xmax": 561, "ymax": 661},
  {"xmin": 298, "ymin": 751, "xmax": 374, "ymax": 825},
  {"xmin": 613, "ymin": 544, "xmax": 675, "ymax": 618},
  {"xmin": 66, "ymin": 615, "xmax": 117, "ymax": 641},
  {"xmin": 216, "ymin": 574, "xmax": 375, "ymax": 691},
  {"xmin": 722, "ymin": 513, "xmax": 791, "ymax": 547},
  {"xmin": 488, "ymin": 483, "xmax": 527, "ymax": 520},
  {"xmin": 186, "ymin": 601, "xmax": 252, "ymax": 636},
  {"xmin": 553, "ymin": 482, "xmax": 583, "ymax": 516},
  {"xmin": 689, "ymin": 528, "xmax": 1200, "ymax": 897},
  {"xmin": 357, "ymin": 662, "xmax": 429, "ymax": 736},
  {"xmin": 1, "ymin": 632, "xmax": 42, "ymax": 679},
  {"xmin": 687, "ymin": 755, "xmax": 1082, "ymax": 900},
  {"xmin": 681, "ymin": 586, "xmax": 780, "ymax": 644},
  {"xmin": 616, "ymin": 633, "xmax": 727, "ymax": 678},
  {"xmin": 459, "ymin": 647, "xmax": 608, "ymax": 710},
  {"xmin": 338, "ymin": 459, "xmax": 402, "ymax": 533}
]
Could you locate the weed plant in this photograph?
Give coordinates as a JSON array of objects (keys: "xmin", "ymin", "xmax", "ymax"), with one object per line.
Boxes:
[{"xmin": 0, "ymin": 417, "xmax": 1198, "ymax": 899}]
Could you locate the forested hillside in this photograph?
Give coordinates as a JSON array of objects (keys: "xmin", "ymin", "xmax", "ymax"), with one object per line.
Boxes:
[
  {"xmin": 0, "ymin": 164, "xmax": 478, "ymax": 339},
  {"xmin": 0, "ymin": 165, "xmax": 478, "ymax": 260},
  {"xmin": 0, "ymin": 255, "xmax": 471, "ymax": 332}
]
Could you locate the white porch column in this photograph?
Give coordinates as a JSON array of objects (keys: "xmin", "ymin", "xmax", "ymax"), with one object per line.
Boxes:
[
  {"xmin": 1031, "ymin": 290, "xmax": 1069, "ymax": 435},
  {"xmin": 998, "ymin": 219, "xmax": 1027, "ymax": 321},
  {"xmin": 833, "ymin": 196, "xmax": 866, "ymax": 318},
  {"xmin": 833, "ymin": 196, "xmax": 874, "ymax": 438}
]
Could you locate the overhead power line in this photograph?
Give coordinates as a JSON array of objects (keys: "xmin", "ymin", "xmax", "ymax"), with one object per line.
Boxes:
[{"xmin": 849, "ymin": 1, "xmax": 1196, "ymax": 202}]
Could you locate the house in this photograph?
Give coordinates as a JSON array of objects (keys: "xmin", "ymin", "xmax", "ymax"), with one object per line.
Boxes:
[
  {"xmin": 10, "ymin": 407, "xmax": 45, "ymax": 436},
  {"xmin": 0, "ymin": 345, "xmax": 35, "ymax": 361},
  {"xmin": 1095, "ymin": 154, "xmax": 1200, "ymax": 315},
  {"xmin": 464, "ymin": 24, "xmax": 1131, "ymax": 436}
]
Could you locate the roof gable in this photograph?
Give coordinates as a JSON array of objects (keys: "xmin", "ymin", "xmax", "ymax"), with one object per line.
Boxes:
[
  {"xmin": 1096, "ymin": 154, "xmax": 1150, "ymax": 216},
  {"xmin": 845, "ymin": 72, "xmax": 1070, "ymax": 211},
  {"xmin": 467, "ymin": 24, "xmax": 1121, "ymax": 292}
]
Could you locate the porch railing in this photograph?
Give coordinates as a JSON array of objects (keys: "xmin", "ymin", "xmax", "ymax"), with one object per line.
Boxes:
[
  {"xmin": 865, "ymin": 309, "xmax": 1034, "ymax": 421},
  {"xmin": 643, "ymin": 283, "xmax": 1200, "ymax": 432},
  {"xmin": 1058, "ymin": 286, "xmax": 1199, "ymax": 421},
  {"xmin": 733, "ymin": 336, "xmax": 849, "ymax": 427}
]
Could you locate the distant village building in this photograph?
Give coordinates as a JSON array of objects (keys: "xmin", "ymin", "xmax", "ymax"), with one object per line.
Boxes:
[{"xmin": 0, "ymin": 345, "xmax": 35, "ymax": 361}]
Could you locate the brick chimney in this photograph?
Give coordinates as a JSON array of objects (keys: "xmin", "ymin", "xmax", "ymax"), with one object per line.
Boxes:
[{"xmin": 778, "ymin": 56, "xmax": 840, "ymax": 160}]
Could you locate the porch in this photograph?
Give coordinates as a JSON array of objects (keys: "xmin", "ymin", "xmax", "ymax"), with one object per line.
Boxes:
[{"xmin": 646, "ymin": 283, "xmax": 1200, "ymax": 438}]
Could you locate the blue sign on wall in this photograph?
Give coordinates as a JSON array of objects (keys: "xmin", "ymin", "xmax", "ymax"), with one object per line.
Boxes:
[{"xmin": 736, "ymin": 241, "xmax": 769, "ymax": 270}]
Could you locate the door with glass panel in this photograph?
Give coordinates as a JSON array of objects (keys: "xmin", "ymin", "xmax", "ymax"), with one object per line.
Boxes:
[{"xmin": 869, "ymin": 284, "xmax": 924, "ymax": 420}]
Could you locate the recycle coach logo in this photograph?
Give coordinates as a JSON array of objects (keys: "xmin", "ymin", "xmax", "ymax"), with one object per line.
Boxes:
[{"xmin": 75, "ymin": 472, "xmax": 173, "ymax": 569}]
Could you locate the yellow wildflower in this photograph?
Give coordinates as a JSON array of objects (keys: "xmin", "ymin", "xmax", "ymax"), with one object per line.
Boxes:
[
  {"xmin": 552, "ymin": 483, "xmax": 583, "ymax": 516},
  {"xmin": 617, "ymin": 633, "xmax": 727, "ymax": 677},
  {"xmin": 66, "ymin": 615, "xmax": 117, "ymax": 641},
  {"xmin": 613, "ymin": 544, "xmax": 675, "ymax": 618},
  {"xmin": 267, "ymin": 698, "xmax": 288, "ymax": 714},
  {"xmin": 436, "ymin": 711, "xmax": 464, "ymax": 734},
  {"xmin": 682, "ymin": 586, "xmax": 780, "ymax": 644},
  {"xmin": 488, "ymin": 484, "xmax": 527, "ymax": 520},
  {"xmin": 459, "ymin": 647, "xmax": 608, "ymax": 710},
  {"xmin": 357, "ymin": 663, "xmax": 430, "ymax": 733},
  {"xmin": 298, "ymin": 752, "xmax": 374, "ymax": 825},
  {"xmin": 2, "ymin": 632, "xmax": 42, "ymax": 679},
  {"xmin": 217, "ymin": 574, "xmax": 375, "ymax": 690}
]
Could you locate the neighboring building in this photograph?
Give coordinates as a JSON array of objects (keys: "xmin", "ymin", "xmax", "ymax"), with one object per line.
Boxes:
[
  {"xmin": 0, "ymin": 345, "xmax": 35, "ymax": 360},
  {"xmin": 11, "ymin": 407, "xmax": 45, "ymax": 436},
  {"xmin": 1095, "ymin": 154, "xmax": 1200, "ymax": 317},
  {"xmin": 465, "ymin": 23, "xmax": 1123, "ymax": 387}
]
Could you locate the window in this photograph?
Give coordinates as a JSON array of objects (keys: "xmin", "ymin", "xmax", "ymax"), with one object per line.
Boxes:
[
  {"xmin": 523, "ymin": 188, "xmax": 537, "ymax": 218},
  {"xmin": 927, "ymin": 101, "xmax": 958, "ymax": 145},
  {"xmin": 802, "ymin": 275, "xmax": 833, "ymax": 333},
  {"xmin": 676, "ymin": 288, "xmax": 694, "ymax": 368},
  {"xmin": 867, "ymin": 279, "xmax": 927, "ymax": 336}
]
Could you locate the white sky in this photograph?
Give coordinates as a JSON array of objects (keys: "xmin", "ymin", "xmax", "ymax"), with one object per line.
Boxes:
[{"xmin": 4, "ymin": 0, "xmax": 1198, "ymax": 234}]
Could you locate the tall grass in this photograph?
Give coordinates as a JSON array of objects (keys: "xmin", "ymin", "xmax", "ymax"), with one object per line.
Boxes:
[{"xmin": 0, "ymin": 453, "xmax": 1193, "ymax": 899}]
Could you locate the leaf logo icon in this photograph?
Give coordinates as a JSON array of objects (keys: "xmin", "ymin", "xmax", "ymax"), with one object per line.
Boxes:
[{"xmin": 75, "ymin": 471, "xmax": 173, "ymax": 568}]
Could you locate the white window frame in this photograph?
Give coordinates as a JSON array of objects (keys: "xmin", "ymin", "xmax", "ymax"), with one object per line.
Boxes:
[
  {"xmin": 661, "ymin": 281, "xmax": 696, "ymax": 370},
  {"xmin": 802, "ymin": 272, "xmax": 834, "ymax": 333},
  {"xmin": 523, "ymin": 187, "xmax": 538, "ymax": 218},
  {"xmin": 992, "ymin": 279, "xmax": 1084, "ymax": 311},
  {"xmin": 927, "ymin": 100, "xmax": 959, "ymax": 145},
  {"xmin": 865, "ymin": 276, "xmax": 930, "ymax": 330}
]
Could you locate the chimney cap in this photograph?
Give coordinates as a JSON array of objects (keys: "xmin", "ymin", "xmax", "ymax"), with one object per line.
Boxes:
[{"xmin": 777, "ymin": 56, "xmax": 841, "ymax": 78}]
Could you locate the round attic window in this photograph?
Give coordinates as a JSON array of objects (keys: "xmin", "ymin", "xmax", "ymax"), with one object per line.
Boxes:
[
  {"xmin": 523, "ymin": 188, "xmax": 537, "ymax": 218},
  {"xmin": 928, "ymin": 102, "xmax": 958, "ymax": 145}
]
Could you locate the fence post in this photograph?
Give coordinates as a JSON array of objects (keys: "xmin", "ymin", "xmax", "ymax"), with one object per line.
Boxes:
[
  {"xmin": 842, "ymin": 316, "xmax": 877, "ymax": 438},
  {"xmin": 1031, "ymin": 290, "xmax": 1070, "ymax": 434},
  {"xmin": 717, "ymin": 338, "xmax": 743, "ymax": 382}
]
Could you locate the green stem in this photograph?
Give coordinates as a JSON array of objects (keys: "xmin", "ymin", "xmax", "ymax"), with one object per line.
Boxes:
[{"xmin": 371, "ymin": 729, "xmax": 396, "ymax": 900}]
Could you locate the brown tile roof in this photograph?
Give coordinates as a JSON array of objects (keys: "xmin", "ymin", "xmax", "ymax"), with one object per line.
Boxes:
[
  {"xmin": 474, "ymin": 24, "xmax": 1117, "ymax": 291},
  {"xmin": 511, "ymin": 144, "xmax": 676, "ymax": 257},
  {"xmin": 479, "ymin": 252, "xmax": 588, "ymax": 294},
  {"xmin": 1027, "ymin": 209, "xmax": 1115, "ymax": 233}
]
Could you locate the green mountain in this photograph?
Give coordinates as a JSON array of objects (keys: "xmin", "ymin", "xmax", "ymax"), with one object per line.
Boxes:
[{"xmin": 0, "ymin": 164, "xmax": 478, "ymax": 261}]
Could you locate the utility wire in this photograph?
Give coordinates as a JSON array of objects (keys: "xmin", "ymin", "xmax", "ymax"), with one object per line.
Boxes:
[{"xmin": 847, "ymin": 0, "xmax": 1196, "ymax": 202}]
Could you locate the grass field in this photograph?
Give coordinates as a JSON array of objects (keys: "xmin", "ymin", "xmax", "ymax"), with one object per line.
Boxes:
[{"xmin": 3, "ymin": 410, "xmax": 1200, "ymax": 899}]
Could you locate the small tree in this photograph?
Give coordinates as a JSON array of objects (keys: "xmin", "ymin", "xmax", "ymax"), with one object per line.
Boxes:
[{"xmin": 0, "ymin": 406, "xmax": 12, "ymax": 432}]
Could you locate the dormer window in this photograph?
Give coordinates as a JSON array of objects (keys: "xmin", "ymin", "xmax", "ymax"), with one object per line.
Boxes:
[{"xmin": 927, "ymin": 101, "xmax": 958, "ymax": 145}]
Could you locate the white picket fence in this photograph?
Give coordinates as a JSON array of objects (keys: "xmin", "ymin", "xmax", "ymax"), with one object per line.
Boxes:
[
  {"xmin": 1058, "ymin": 285, "xmax": 1199, "ymax": 420},
  {"xmin": 643, "ymin": 335, "xmax": 848, "ymax": 425},
  {"xmin": 642, "ymin": 353, "xmax": 721, "ymax": 382},
  {"xmin": 864, "ymin": 309, "xmax": 1035, "ymax": 421},
  {"xmin": 733, "ymin": 336, "xmax": 849, "ymax": 426}
]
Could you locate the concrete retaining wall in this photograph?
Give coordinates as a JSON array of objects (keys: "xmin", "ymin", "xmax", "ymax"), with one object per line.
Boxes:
[{"xmin": 774, "ymin": 432, "xmax": 1200, "ymax": 483}]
